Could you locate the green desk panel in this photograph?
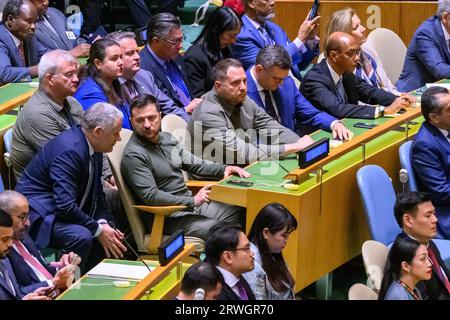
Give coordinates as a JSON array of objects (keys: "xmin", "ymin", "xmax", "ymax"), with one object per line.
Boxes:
[
  {"xmin": 59, "ymin": 259, "xmax": 190, "ymax": 300},
  {"xmin": 0, "ymin": 83, "xmax": 35, "ymax": 105}
]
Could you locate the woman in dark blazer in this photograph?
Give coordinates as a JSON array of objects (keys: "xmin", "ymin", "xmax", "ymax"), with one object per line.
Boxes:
[{"xmin": 183, "ymin": 6, "xmax": 242, "ymax": 98}]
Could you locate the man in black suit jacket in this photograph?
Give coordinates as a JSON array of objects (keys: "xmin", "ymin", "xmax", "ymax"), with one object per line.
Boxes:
[
  {"xmin": 139, "ymin": 13, "xmax": 202, "ymax": 119},
  {"xmin": 205, "ymin": 224, "xmax": 256, "ymax": 301},
  {"xmin": 394, "ymin": 192, "xmax": 450, "ymax": 300},
  {"xmin": 0, "ymin": 191, "xmax": 80, "ymax": 295},
  {"xmin": 300, "ymin": 32, "xmax": 415, "ymax": 119}
]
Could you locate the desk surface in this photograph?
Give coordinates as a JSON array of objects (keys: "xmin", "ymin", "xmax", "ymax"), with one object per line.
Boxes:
[{"xmin": 58, "ymin": 259, "xmax": 190, "ymax": 300}]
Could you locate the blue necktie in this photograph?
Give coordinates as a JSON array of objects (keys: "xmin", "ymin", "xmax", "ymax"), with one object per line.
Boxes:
[
  {"xmin": 259, "ymin": 25, "xmax": 274, "ymax": 46},
  {"xmin": 165, "ymin": 61, "xmax": 191, "ymax": 107}
]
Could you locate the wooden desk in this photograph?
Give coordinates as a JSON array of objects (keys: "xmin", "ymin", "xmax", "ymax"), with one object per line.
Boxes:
[{"xmin": 210, "ymin": 94, "xmax": 424, "ymax": 291}]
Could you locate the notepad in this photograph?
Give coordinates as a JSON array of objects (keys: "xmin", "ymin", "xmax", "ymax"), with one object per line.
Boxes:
[{"xmin": 86, "ymin": 262, "xmax": 153, "ymax": 281}]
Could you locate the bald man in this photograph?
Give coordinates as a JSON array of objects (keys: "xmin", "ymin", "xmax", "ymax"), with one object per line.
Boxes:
[{"xmin": 300, "ymin": 32, "xmax": 414, "ymax": 119}]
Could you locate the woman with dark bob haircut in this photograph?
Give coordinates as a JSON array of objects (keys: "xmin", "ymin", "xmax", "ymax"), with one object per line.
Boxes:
[
  {"xmin": 243, "ymin": 203, "xmax": 298, "ymax": 300},
  {"xmin": 183, "ymin": 6, "xmax": 242, "ymax": 98}
]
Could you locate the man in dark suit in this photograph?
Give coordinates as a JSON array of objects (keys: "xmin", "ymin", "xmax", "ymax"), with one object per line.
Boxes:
[
  {"xmin": 411, "ymin": 86, "xmax": 450, "ymax": 239},
  {"xmin": 394, "ymin": 192, "xmax": 450, "ymax": 300},
  {"xmin": 29, "ymin": 0, "xmax": 90, "ymax": 59},
  {"xmin": 176, "ymin": 262, "xmax": 223, "ymax": 300},
  {"xmin": 300, "ymin": 32, "xmax": 414, "ymax": 119},
  {"xmin": 0, "ymin": 0, "xmax": 39, "ymax": 85},
  {"xmin": 15, "ymin": 103, "xmax": 127, "ymax": 273},
  {"xmin": 247, "ymin": 44, "xmax": 352, "ymax": 139},
  {"xmin": 233, "ymin": 0, "xmax": 319, "ymax": 81},
  {"xmin": 0, "ymin": 210, "xmax": 49, "ymax": 300},
  {"xmin": 107, "ymin": 31, "xmax": 189, "ymax": 121},
  {"xmin": 140, "ymin": 13, "xmax": 202, "ymax": 121},
  {"xmin": 205, "ymin": 224, "xmax": 256, "ymax": 300},
  {"xmin": 0, "ymin": 191, "xmax": 80, "ymax": 295},
  {"xmin": 397, "ymin": 1, "xmax": 450, "ymax": 92}
]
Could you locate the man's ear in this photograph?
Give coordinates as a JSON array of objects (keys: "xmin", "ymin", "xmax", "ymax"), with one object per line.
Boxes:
[
  {"xmin": 214, "ymin": 80, "xmax": 222, "ymax": 91},
  {"xmin": 92, "ymin": 126, "xmax": 103, "ymax": 137},
  {"xmin": 428, "ymin": 113, "xmax": 440, "ymax": 126},
  {"xmin": 6, "ymin": 14, "xmax": 15, "ymax": 28},
  {"xmin": 222, "ymin": 251, "xmax": 234, "ymax": 265}
]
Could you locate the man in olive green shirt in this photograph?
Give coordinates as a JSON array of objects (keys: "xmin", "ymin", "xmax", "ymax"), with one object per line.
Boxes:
[
  {"xmin": 187, "ymin": 58, "xmax": 315, "ymax": 166},
  {"xmin": 11, "ymin": 49, "xmax": 83, "ymax": 178},
  {"xmin": 121, "ymin": 94, "xmax": 250, "ymax": 240}
]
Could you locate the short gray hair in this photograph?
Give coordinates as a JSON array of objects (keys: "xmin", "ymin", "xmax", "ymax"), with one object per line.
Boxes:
[
  {"xmin": 81, "ymin": 102, "xmax": 123, "ymax": 131},
  {"xmin": 256, "ymin": 45, "xmax": 292, "ymax": 70},
  {"xmin": 38, "ymin": 49, "xmax": 77, "ymax": 82},
  {"xmin": 213, "ymin": 58, "xmax": 242, "ymax": 81},
  {"xmin": 0, "ymin": 191, "xmax": 27, "ymax": 214},
  {"xmin": 438, "ymin": 0, "xmax": 450, "ymax": 17},
  {"xmin": 105, "ymin": 31, "xmax": 135, "ymax": 43},
  {"xmin": 147, "ymin": 12, "xmax": 181, "ymax": 41}
]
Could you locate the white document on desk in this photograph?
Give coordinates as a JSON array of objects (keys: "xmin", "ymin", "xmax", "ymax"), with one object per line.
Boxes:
[
  {"xmin": 426, "ymin": 83, "xmax": 450, "ymax": 89},
  {"xmin": 86, "ymin": 262, "xmax": 153, "ymax": 281}
]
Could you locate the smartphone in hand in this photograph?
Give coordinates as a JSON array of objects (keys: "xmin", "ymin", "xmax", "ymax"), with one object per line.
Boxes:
[{"xmin": 309, "ymin": 0, "xmax": 320, "ymax": 20}]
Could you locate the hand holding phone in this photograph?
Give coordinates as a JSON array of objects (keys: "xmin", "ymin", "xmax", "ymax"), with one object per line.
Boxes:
[{"xmin": 308, "ymin": 0, "xmax": 320, "ymax": 20}]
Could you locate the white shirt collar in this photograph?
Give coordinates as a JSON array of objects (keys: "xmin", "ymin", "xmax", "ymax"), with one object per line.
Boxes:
[
  {"xmin": 216, "ymin": 266, "xmax": 240, "ymax": 289},
  {"xmin": 326, "ymin": 60, "xmax": 341, "ymax": 85},
  {"xmin": 147, "ymin": 44, "xmax": 167, "ymax": 68},
  {"xmin": 441, "ymin": 22, "xmax": 450, "ymax": 42},
  {"xmin": 250, "ymin": 66, "xmax": 265, "ymax": 92},
  {"xmin": 6, "ymin": 29, "xmax": 21, "ymax": 48},
  {"xmin": 85, "ymin": 135, "xmax": 95, "ymax": 157},
  {"xmin": 245, "ymin": 14, "xmax": 263, "ymax": 30},
  {"xmin": 437, "ymin": 127, "xmax": 450, "ymax": 141}
]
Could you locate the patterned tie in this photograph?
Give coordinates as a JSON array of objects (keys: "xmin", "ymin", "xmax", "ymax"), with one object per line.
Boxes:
[
  {"xmin": 235, "ymin": 278, "xmax": 249, "ymax": 300},
  {"xmin": 263, "ymin": 89, "xmax": 278, "ymax": 121},
  {"xmin": 428, "ymin": 247, "xmax": 450, "ymax": 294},
  {"xmin": 0, "ymin": 260, "xmax": 15, "ymax": 295},
  {"xmin": 165, "ymin": 61, "xmax": 191, "ymax": 107},
  {"xmin": 121, "ymin": 80, "xmax": 139, "ymax": 104},
  {"xmin": 259, "ymin": 25, "xmax": 274, "ymax": 46},
  {"xmin": 18, "ymin": 42, "xmax": 26, "ymax": 66},
  {"xmin": 14, "ymin": 240, "xmax": 53, "ymax": 280}
]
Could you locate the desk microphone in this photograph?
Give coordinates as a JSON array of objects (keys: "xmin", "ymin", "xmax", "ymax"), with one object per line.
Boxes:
[
  {"xmin": 108, "ymin": 221, "xmax": 153, "ymax": 274},
  {"xmin": 399, "ymin": 169, "xmax": 408, "ymax": 193}
]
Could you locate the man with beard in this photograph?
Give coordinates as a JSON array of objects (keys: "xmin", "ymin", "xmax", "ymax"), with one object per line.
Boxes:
[
  {"xmin": 11, "ymin": 49, "xmax": 84, "ymax": 178},
  {"xmin": 121, "ymin": 94, "xmax": 249, "ymax": 240},
  {"xmin": 0, "ymin": 0, "xmax": 39, "ymax": 84}
]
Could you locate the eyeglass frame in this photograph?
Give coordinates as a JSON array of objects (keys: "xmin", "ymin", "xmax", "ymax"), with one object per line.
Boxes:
[
  {"xmin": 227, "ymin": 245, "xmax": 252, "ymax": 253},
  {"xmin": 340, "ymin": 48, "xmax": 362, "ymax": 59},
  {"xmin": 10, "ymin": 212, "xmax": 30, "ymax": 223},
  {"xmin": 161, "ymin": 35, "xmax": 186, "ymax": 46}
]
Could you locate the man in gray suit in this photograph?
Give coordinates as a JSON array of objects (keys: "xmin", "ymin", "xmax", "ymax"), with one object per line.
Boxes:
[
  {"xmin": 187, "ymin": 58, "xmax": 314, "ymax": 166},
  {"xmin": 121, "ymin": 94, "xmax": 249, "ymax": 240},
  {"xmin": 29, "ymin": 0, "xmax": 90, "ymax": 59},
  {"xmin": 106, "ymin": 31, "xmax": 190, "ymax": 121},
  {"xmin": 0, "ymin": 0, "xmax": 39, "ymax": 84},
  {"xmin": 11, "ymin": 49, "xmax": 83, "ymax": 178}
]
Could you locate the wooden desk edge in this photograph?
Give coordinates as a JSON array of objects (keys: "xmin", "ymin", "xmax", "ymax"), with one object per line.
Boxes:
[
  {"xmin": 0, "ymin": 89, "xmax": 35, "ymax": 114},
  {"xmin": 122, "ymin": 243, "xmax": 196, "ymax": 300},
  {"xmin": 285, "ymin": 108, "xmax": 422, "ymax": 182}
]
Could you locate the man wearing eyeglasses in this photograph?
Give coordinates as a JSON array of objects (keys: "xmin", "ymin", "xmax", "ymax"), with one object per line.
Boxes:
[
  {"xmin": 139, "ymin": 13, "xmax": 202, "ymax": 121},
  {"xmin": 300, "ymin": 32, "xmax": 415, "ymax": 119},
  {"xmin": 10, "ymin": 49, "xmax": 83, "ymax": 179},
  {"xmin": 0, "ymin": 190, "xmax": 80, "ymax": 296}
]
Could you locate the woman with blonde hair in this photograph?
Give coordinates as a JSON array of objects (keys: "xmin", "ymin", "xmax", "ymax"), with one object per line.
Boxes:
[{"xmin": 326, "ymin": 8, "xmax": 400, "ymax": 95}]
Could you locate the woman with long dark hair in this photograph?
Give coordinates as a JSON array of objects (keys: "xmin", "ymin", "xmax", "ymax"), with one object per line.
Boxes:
[
  {"xmin": 183, "ymin": 6, "xmax": 242, "ymax": 98},
  {"xmin": 243, "ymin": 203, "xmax": 297, "ymax": 300},
  {"xmin": 379, "ymin": 237, "xmax": 432, "ymax": 300},
  {"xmin": 74, "ymin": 38, "xmax": 132, "ymax": 129}
]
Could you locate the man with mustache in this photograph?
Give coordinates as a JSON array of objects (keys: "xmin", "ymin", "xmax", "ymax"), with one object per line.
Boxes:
[{"xmin": 0, "ymin": 0, "xmax": 39, "ymax": 84}]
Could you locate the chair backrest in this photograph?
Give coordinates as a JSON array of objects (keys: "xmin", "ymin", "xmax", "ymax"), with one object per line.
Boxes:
[
  {"xmin": 356, "ymin": 165, "xmax": 401, "ymax": 245},
  {"xmin": 348, "ymin": 283, "xmax": 378, "ymax": 300},
  {"xmin": 3, "ymin": 128, "xmax": 13, "ymax": 154},
  {"xmin": 107, "ymin": 129, "xmax": 148, "ymax": 253},
  {"xmin": 366, "ymin": 28, "xmax": 407, "ymax": 84},
  {"xmin": 399, "ymin": 141, "xmax": 418, "ymax": 192},
  {"xmin": 362, "ymin": 240, "xmax": 389, "ymax": 292},
  {"xmin": 161, "ymin": 114, "xmax": 189, "ymax": 180}
]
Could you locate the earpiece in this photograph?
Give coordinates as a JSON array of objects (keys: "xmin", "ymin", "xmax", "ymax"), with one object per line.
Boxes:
[{"xmin": 194, "ymin": 288, "xmax": 205, "ymax": 300}]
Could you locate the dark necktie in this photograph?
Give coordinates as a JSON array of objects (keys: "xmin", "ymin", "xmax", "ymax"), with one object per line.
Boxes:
[
  {"xmin": 121, "ymin": 80, "xmax": 139, "ymax": 104},
  {"xmin": 336, "ymin": 78, "xmax": 347, "ymax": 103},
  {"xmin": 263, "ymin": 89, "xmax": 278, "ymax": 121},
  {"xmin": 0, "ymin": 260, "xmax": 16, "ymax": 296},
  {"xmin": 164, "ymin": 61, "xmax": 191, "ymax": 107},
  {"xmin": 62, "ymin": 101, "xmax": 76, "ymax": 128},
  {"xmin": 80, "ymin": 154, "xmax": 95, "ymax": 215},
  {"xmin": 259, "ymin": 25, "xmax": 274, "ymax": 46},
  {"xmin": 428, "ymin": 247, "xmax": 450, "ymax": 294},
  {"xmin": 18, "ymin": 42, "xmax": 26, "ymax": 66},
  {"xmin": 235, "ymin": 278, "xmax": 249, "ymax": 300}
]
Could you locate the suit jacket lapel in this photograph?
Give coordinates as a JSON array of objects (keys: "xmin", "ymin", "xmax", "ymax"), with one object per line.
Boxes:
[
  {"xmin": 428, "ymin": 122, "xmax": 450, "ymax": 155},
  {"xmin": 246, "ymin": 73, "xmax": 265, "ymax": 108},
  {"xmin": 319, "ymin": 60, "xmax": 342, "ymax": 98},
  {"xmin": 47, "ymin": 12, "xmax": 73, "ymax": 49},
  {"xmin": 1, "ymin": 24, "xmax": 25, "ymax": 67},
  {"xmin": 243, "ymin": 15, "xmax": 266, "ymax": 48},
  {"xmin": 0, "ymin": 259, "xmax": 20, "ymax": 299},
  {"xmin": 434, "ymin": 17, "xmax": 450, "ymax": 63}
]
